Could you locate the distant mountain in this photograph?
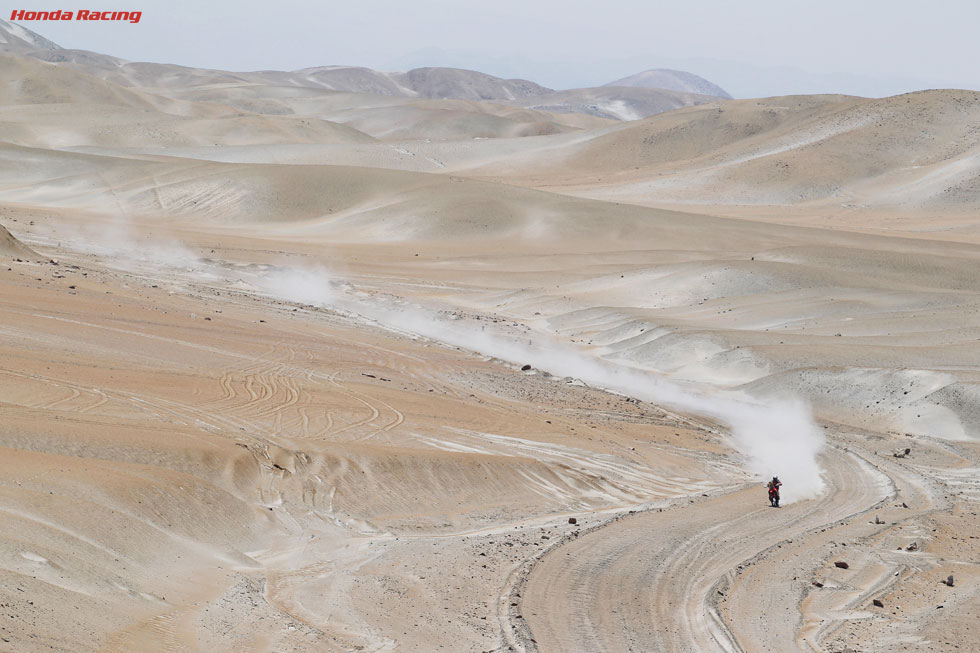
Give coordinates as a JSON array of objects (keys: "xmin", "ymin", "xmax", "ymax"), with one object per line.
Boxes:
[
  {"xmin": 513, "ymin": 86, "xmax": 718, "ymax": 121},
  {"xmin": 0, "ymin": 18, "xmax": 60, "ymax": 53},
  {"xmin": 0, "ymin": 21, "xmax": 552, "ymax": 103},
  {"xmin": 604, "ymin": 69, "xmax": 731, "ymax": 99},
  {"xmin": 0, "ymin": 18, "xmax": 727, "ymax": 127},
  {"xmin": 290, "ymin": 66, "xmax": 552, "ymax": 101},
  {"xmin": 397, "ymin": 67, "xmax": 551, "ymax": 100}
]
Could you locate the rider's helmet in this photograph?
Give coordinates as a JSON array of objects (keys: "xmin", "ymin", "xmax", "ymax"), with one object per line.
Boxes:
[{"xmin": 772, "ymin": 476, "xmax": 779, "ymax": 483}]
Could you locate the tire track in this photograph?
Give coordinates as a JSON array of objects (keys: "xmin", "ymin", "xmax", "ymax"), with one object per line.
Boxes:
[{"xmin": 516, "ymin": 443, "xmax": 891, "ymax": 652}]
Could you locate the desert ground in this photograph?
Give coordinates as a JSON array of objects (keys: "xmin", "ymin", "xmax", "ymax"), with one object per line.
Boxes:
[{"xmin": 2, "ymin": 18, "xmax": 980, "ymax": 652}]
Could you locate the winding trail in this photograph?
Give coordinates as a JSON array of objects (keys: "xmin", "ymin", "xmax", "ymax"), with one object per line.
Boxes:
[{"xmin": 517, "ymin": 444, "xmax": 893, "ymax": 652}]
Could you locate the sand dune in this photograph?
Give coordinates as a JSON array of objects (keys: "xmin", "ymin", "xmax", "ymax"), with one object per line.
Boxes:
[
  {"xmin": 0, "ymin": 223, "xmax": 36, "ymax": 257},
  {"xmin": 470, "ymin": 90, "xmax": 980, "ymax": 214},
  {"xmin": 0, "ymin": 53, "xmax": 157, "ymax": 108},
  {"xmin": 0, "ymin": 104, "xmax": 374, "ymax": 149},
  {"xmin": 2, "ymin": 19, "xmax": 980, "ymax": 653}
]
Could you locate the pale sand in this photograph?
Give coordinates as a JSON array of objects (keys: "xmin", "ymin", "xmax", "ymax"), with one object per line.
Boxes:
[{"xmin": 1, "ymin": 35, "xmax": 980, "ymax": 652}]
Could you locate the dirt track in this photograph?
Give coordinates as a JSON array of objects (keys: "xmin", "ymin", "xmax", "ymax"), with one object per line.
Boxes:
[{"xmin": 515, "ymin": 441, "xmax": 923, "ymax": 652}]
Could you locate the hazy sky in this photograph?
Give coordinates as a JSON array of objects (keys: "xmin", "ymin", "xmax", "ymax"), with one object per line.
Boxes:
[{"xmin": 14, "ymin": 0, "xmax": 980, "ymax": 97}]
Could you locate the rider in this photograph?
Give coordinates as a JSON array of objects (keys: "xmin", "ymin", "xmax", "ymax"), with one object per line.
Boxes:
[{"xmin": 767, "ymin": 476, "xmax": 782, "ymax": 500}]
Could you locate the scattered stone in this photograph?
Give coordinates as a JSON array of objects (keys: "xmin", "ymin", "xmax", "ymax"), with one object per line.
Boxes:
[
  {"xmin": 945, "ymin": 575, "xmax": 954, "ymax": 587},
  {"xmin": 906, "ymin": 542, "xmax": 918, "ymax": 551},
  {"xmin": 521, "ymin": 364, "xmax": 531, "ymax": 371},
  {"xmin": 812, "ymin": 581, "xmax": 824, "ymax": 588},
  {"xmin": 894, "ymin": 447, "xmax": 911, "ymax": 458},
  {"xmin": 875, "ymin": 515, "xmax": 884, "ymax": 524},
  {"xmin": 873, "ymin": 599, "xmax": 884, "ymax": 608},
  {"xmin": 834, "ymin": 561, "xmax": 849, "ymax": 569},
  {"xmin": 568, "ymin": 517, "xmax": 577, "ymax": 525}
]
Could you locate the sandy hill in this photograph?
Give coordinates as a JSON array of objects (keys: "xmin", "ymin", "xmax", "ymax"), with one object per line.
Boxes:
[
  {"xmin": 2, "ymin": 25, "xmax": 547, "ymax": 104},
  {"xmin": 307, "ymin": 96, "xmax": 611, "ymax": 140},
  {"xmin": 23, "ymin": 58, "xmax": 553, "ymax": 102},
  {"xmin": 0, "ymin": 223, "xmax": 37, "ymax": 257},
  {"xmin": 121, "ymin": 81, "xmax": 610, "ymax": 140},
  {"xmin": 288, "ymin": 66, "xmax": 418, "ymax": 96},
  {"xmin": 394, "ymin": 67, "xmax": 551, "ymax": 100},
  {"xmin": 3, "ymin": 19, "xmax": 724, "ymax": 129},
  {"xmin": 0, "ymin": 55, "xmax": 376, "ymax": 148},
  {"xmin": 511, "ymin": 85, "xmax": 719, "ymax": 120},
  {"xmin": 0, "ymin": 139, "xmax": 848, "ymax": 246},
  {"xmin": 31, "ymin": 51, "xmax": 255, "ymax": 88},
  {"xmin": 0, "ymin": 17, "xmax": 59, "ymax": 54},
  {"xmin": 604, "ymin": 68, "xmax": 732, "ymax": 99},
  {"xmin": 4, "ymin": 51, "xmax": 611, "ymax": 140},
  {"xmin": 469, "ymin": 90, "xmax": 980, "ymax": 212},
  {"xmin": 0, "ymin": 53, "xmax": 157, "ymax": 109},
  {"xmin": 0, "ymin": 104, "xmax": 376, "ymax": 149},
  {"xmin": 290, "ymin": 66, "xmax": 554, "ymax": 101}
]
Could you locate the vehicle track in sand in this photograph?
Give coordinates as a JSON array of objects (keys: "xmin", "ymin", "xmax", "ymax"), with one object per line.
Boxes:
[{"xmin": 514, "ymin": 441, "xmax": 894, "ymax": 652}]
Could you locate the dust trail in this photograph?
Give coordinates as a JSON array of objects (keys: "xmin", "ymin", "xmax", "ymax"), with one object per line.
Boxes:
[
  {"xmin": 254, "ymin": 266, "xmax": 335, "ymax": 306},
  {"xmin": 254, "ymin": 266, "xmax": 826, "ymax": 503},
  {"xmin": 41, "ymin": 217, "xmax": 205, "ymax": 273}
]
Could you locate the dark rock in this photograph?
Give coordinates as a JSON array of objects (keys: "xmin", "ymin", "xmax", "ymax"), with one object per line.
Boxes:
[
  {"xmin": 568, "ymin": 517, "xmax": 577, "ymax": 525},
  {"xmin": 873, "ymin": 599, "xmax": 884, "ymax": 608},
  {"xmin": 834, "ymin": 561, "xmax": 849, "ymax": 569},
  {"xmin": 521, "ymin": 364, "xmax": 532, "ymax": 371}
]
